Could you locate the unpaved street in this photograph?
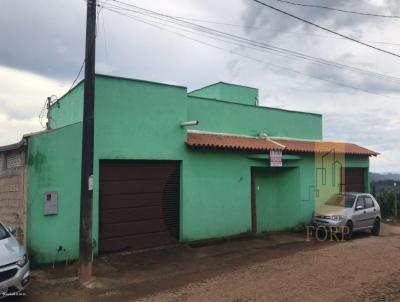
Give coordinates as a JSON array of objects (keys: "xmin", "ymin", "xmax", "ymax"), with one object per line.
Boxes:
[
  {"xmin": 138, "ymin": 225, "xmax": 400, "ymax": 302},
  {"xmin": 12, "ymin": 224, "xmax": 400, "ymax": 302}
]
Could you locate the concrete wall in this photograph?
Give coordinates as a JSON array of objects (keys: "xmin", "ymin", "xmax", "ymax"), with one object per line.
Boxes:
[
  {"xmin": 188, "ymin": 96, "xmax": 322, "ymax": 140},
  {"xmin": 50, "ymin": 82, "xmax": 84, "ymax": 129},
  {"xmin": 0, "ymin": 148, "xmax": 28, "ymax": 244},
  {"xmin": 27, "ymin": 124, "xmax": 82, "ymax": 264},
  {"xmin": 188, "ymin": 82, "xmax": 259, "ymax": 106}
]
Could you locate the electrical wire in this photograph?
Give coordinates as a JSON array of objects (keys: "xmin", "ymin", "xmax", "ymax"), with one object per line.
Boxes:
[
  {"xmin": 171, "ymin": 16, "xmax": 400, "ymax": 47},
  {"xmin": 67, "ymin": 59, "xmax": 85, "ymax": 94},
  {"xmin": 38, "ymin": 95, "xmax": 58, "ymax": 129},
  {"xmin": 104, "ymin": 6, "xmax": 398, "ymax": 99},
  {"xmin": 97, "ymin": 0, "xmax": 400, "ymax": 46},
  {"xmin": 252, "ymin": 0, "xmax": 400, "ymax": 59},
  {"xmin": 100, "ymin": 0, "xmax": 400, "ymax": 84},
  {"xmin": 268, "ymin": 0, "xmax": 400, "ymax": 19}
]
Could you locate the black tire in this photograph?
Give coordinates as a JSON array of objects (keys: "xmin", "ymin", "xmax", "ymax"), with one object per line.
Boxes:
[
  {"xmin": 371, "ymin": 218, "xmax": 380, "ymax": 236},
  {"xmin": 344, "ymin": 221, "xmax": 353, "ymax": 240}
]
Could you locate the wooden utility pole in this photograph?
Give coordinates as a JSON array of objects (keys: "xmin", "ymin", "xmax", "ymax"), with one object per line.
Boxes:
[
  {"xmin": 79, "ymin": 0, "xmax": 96, "ymax": 282},
  {"xmin": 394, "ymin": 182, "xmax": 398, "ymax": 221}
]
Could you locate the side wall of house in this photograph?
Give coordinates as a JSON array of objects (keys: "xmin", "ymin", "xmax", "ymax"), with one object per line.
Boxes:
[
  {"xmin": 0, "ymin": 149, "xmax": 28, "ymax": 244},
  {"xmin": 27, "ymin": 123, "xmax": 82, "ymax": 265},
  {"xmin": 49, "ymin": 82, "xmax": 84, "ymax": 129},
  {"xmin": 187, "ymin": 96, "xmax": 323, "ymax": 140},
  {"xmin": 92, "ymin": 76, "xmax": 189, "ymax": 253}
]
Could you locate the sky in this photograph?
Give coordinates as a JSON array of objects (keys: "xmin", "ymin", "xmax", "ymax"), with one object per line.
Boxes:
[{"xmin": 0, "ymin": 0, "xmax": 399, "ymax": 173}]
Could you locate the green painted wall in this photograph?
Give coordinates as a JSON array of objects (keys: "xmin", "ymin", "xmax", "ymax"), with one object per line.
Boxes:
[
  {"xmin": 181, "ymin": 151, "xmax": 253, "ymax": 240},
  {"xmin": 27, "ymin": 123, "xmax": 82, "ymax": 264},
  {"xmin": 91, "ymin": 76, "xmax": 188, "ymax": 250},
  {"xmin": 189, "ymin": 82, "xmax": 258, "ymax": 106},
  {"xmin": 50, "ymin": 82, "xmax": 84, "ymax": 129},
  {"xmin": 255, "ymin": 167, "xmax": 301, "ymax": 232},
  {"xmin": 188, "ymin": 96, "xmax": 322, "ymax": 139}
]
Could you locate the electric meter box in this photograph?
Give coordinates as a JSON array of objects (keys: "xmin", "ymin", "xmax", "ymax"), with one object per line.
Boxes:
[{"xmin": 44, "ymin": 191, "xmax": 58, "ymax": 215}]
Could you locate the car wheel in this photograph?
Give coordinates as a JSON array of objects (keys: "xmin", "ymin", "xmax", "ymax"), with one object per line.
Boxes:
[
  {"xmin": 344, "ymin": 221, "xmax": 353, "ymax": 240},
  {"xmin": 371, "ymin": 218, "xmax": 380, "ymax": 236}
]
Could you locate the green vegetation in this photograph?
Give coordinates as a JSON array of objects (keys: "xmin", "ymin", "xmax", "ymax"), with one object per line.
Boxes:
[{"xmin": 372, "ymin": 180, "xmax": 399, "ymax": 219}]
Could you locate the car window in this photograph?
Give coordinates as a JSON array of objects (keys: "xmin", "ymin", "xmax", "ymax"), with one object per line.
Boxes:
[
  {"xmin": 364, "ymin": 197, "xmax": 374, "ymax": 208},
  {"xmin": 0, "ymin": 223, "xmax": 10, "ymax": 240},
  {"xmin": 345, "ymin": 195, "xmax": 357, "ymax": 208},
  {"xmin": 355, "ymin": 197, "xmax": 365, "ymax": 210}
]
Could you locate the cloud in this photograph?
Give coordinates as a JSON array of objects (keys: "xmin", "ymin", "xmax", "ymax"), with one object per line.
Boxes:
[
  {"xmin": 0, "ymin": 66, "xmax": 68, "ymax": 144},
  {"xmin": 0, "ymin": 0, "xmax": 398, "ymax": 173},
  {"xmin": 0, "ymin": 0, "xmax": 86, "ymax": 81},
  {"xmin": 240, "ymin": 0, "xmax": 391, "ymax": 40}
]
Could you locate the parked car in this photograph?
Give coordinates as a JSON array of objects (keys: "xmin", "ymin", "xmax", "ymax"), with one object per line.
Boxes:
[
  {"xmin": 0, "ymin": 222, "xmax": 30, "ymax": 298},
  {"xmin": 313, "ymin": 193, "xmax": 381, "ymax": 239}
]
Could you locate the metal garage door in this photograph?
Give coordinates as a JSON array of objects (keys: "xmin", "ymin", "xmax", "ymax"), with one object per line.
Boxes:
[
  {"xmin": 99, "ymin": 161, "xmax": 180, "ymax": 253},
  {"xmin": 341, "ymin": 168, "xmax": 365, "ymax": 193}
]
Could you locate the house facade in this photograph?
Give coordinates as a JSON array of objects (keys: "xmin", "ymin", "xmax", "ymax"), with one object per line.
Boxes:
[{"xmin": 1, "ymin": 74, "xmax": 377, "ymax": 264}]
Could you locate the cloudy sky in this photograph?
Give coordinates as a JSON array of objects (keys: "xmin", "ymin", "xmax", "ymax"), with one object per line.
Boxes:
[{"xmin": 1, "ymin": 0, "xmax": 399, "ymax": 172}]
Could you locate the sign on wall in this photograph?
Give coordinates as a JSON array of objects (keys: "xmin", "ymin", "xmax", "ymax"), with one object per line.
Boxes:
[{"xmin": 270, "ymin": 150, "xmax": 283, "ymax": 167}]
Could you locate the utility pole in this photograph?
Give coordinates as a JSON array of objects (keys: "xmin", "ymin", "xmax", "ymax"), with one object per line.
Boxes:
[
  {"xmin": 79, "ymin": 0, "xmax": 96, "ymax": 282},
  {"xmin": 394, "ymin": 182, "xmax": 398, "ymax": 221}
]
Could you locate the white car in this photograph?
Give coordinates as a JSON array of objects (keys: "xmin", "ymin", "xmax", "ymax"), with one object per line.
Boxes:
[
  {"xmin": 313, "ymin": 193, "xmax": 381, "ymax": 239},
  {"xmin": 0, "ymin": 222, "xmax": 30, "ymax": 298}
]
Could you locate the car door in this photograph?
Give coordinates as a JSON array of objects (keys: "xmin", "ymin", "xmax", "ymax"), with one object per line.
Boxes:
[
  {"xmin": 363, "ymin": 196, "xmax": 377, "ymax": 228},
  {"xmin": 352, "ymin": 196, "xmax": 367, "ymax": 229}
]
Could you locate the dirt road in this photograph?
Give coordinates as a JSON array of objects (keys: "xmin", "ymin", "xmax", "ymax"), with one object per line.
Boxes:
[{"xmin": 13, "ymin": 224, "xmax": 400, "ymax": 302}]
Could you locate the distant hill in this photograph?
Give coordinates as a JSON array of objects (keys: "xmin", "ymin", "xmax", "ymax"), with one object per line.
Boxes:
[{"xmin": 370, "ymin": 172, "xmax": 400, "ymax": 182}]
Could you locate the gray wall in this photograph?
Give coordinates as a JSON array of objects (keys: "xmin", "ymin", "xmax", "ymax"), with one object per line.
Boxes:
[{"xmin": 0, "ymin": 148, "xmax": 28, "ymax": 244}]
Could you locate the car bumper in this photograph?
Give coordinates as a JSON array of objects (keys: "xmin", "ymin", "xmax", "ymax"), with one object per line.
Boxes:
[
  {"xmin": 0, "ymin": 262, "xmax": 30, "ymax": 298},
  {"xmin": 312, "ymin": 217, "xmax": 346, "ymax": 230}
]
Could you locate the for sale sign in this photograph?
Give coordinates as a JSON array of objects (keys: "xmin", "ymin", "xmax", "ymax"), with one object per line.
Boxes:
[{"xmin": 270, "ymin": 150, "xmax": 282, "ymax": 167}]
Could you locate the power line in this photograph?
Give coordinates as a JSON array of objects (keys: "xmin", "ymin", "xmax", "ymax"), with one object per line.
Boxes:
[
  {"xmin": 171, "ymin": 16, "xmax": 400, "ymax": 46},
  {"xmin": 101, "ymin": 0, "xmax": 400, "ymax": 46},
  {"xmin": 104, "ymin": 6, "xmax": 398, "ymax": 100},
  {"xmin": 269, "ymin": 0, "xmax": 400, "ymax": 19},
  {"xmin": 252, "ymin": 0, "xmax": 400, "ymax": 59},
  {"xmin": 101, "ymin": 0, "xmax": 400, "ymax": 84},
  {"xmin": 174, "ymin": 17, "xmax": 400, "ymax": 47},
  {"xmin": 67, "ymin": 59, "xmax": 85, "ymax": 93}
]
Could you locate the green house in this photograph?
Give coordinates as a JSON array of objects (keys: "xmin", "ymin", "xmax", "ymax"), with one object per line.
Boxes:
[{"xmin": 0, "ymin": 74, "xmax": 378, "ymax": 264}]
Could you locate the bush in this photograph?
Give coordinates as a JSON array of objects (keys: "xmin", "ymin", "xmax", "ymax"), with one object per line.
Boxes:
[{"xmin": 375, "ymin": 188, "xmax": 398, "ymax": 219}]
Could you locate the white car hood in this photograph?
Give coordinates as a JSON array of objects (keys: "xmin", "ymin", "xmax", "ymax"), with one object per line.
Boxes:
[{"xmin": 0, "ymin": 235, "xmax": 25, "ymax": 266}]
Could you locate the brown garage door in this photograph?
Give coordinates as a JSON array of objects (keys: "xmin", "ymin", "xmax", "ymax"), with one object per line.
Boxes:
[
  {"xmin": 99, "ymin": 161, "xmax": 180, "ymax": 253},
  {"xmin": 341, "ymin": 168, "xmax": 365, "ymax": 193}
]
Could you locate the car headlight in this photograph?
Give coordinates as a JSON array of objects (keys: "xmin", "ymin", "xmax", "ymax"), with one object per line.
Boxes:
[
  {"xmin": 16, "ymin": 254, "xmax": 28, "ymax": 268},
  {"xmin": 331, "ymin": 215, "xmax": 344, "ymax": 221}
]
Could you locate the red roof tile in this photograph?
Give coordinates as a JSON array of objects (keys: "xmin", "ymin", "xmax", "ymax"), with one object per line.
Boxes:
[
  {"xmin": 274, "ymin": 139, "xmax": 378, "ymax": 156},
  {"xmin": 186, "ymin": 132, "xmax": 284, "ymax": 151},
  {"xmin": 186, "ymin": 132, "xmax": 378, "ymax": 156}
]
